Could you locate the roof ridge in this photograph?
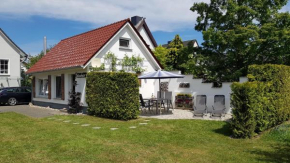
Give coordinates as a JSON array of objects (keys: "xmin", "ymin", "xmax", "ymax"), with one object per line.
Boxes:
[{"xmin": 61, "ymin": 18, "xmax": 130, "ymax": 41}]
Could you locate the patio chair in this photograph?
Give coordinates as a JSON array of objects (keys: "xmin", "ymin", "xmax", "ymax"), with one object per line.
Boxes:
[
  {"xmin": 156, "ymin": 91, "xmax": 166, "ymax": 111},
  {"xmin": 211, "ymin": 95, "xmax": 226, "ymax": 118},
  {"xmin": 157, "ymin": 91, "xmax": 165, "ymax": 99},
  {"xmin": 139, "ymin": 94, "xmax": 153, "ymax": 112},
  {"xmin": 193, "ymin": 95, "xmax": 207, "ymax": 117},
  {"xmin": 165, "ymin": 91, "xmax": 173, "ymax": 111}
]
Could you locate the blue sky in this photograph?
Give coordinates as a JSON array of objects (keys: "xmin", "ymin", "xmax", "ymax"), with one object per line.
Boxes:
[
  {"xmin": 0, "ymin": 16, "xmax": 203, "ymax": 56},
  {"xmin": 0, "ymin": 0, "xmax": 288, "ymax": 56}
]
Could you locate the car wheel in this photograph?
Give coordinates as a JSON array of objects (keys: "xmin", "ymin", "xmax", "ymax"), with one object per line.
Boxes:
[{"xmin": 8, "ymin": 98, "xmax": 17, "ymax": 106}]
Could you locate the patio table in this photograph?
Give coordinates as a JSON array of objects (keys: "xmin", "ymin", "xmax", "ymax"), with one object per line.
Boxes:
[{"xmin": 144, "ymin": 98, "xmax": 171, "ymax": 114}]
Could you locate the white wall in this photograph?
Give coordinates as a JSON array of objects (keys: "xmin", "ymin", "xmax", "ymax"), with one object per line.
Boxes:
[
  {"xmin": 87, "ymin": 23, "xmax": 161, "ymax": 98},
  {"xmin": 0, "ymin": 33, "xmax": 21, "ymax": 87},
  {"xmin": 33, "ymin": 68, "xmax": 88, "ymax": 107},
  {"xmin": 138, "ymin": 26, "xmax": 155, "ymax": 50},
  {"xmin": 87, "ymin": 24, "xmax": 159, "ymax": 72},
  {"xmin": 139, "ymin": 71, "xmax": 248, "ymax": 113}
]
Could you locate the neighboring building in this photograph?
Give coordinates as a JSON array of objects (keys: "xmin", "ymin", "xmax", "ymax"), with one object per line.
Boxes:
[
  {"xmin": 0, "ymin": 28, "xmax": 27, "ymax": 88},
  {"xmin": 162, "ymin": 39, "xmax": 199, "ymax": 48},
  {"xmin": 27, "ymin": 17, "xmax": 162, "ymax": 110}
]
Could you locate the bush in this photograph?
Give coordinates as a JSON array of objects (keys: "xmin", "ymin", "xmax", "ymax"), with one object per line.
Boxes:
[
  {"xmin": 231, "ymin": 64, "xmax": 290, "ymax": 138},
  {"xmin": 86, "ymin": 72, "xmax": 140, "ymax": 120}
]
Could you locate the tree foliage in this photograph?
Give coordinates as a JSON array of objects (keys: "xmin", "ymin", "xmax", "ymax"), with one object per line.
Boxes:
[
  {"xmin": 154, "ymin": 35, "xmax": 198, "ymax": 72},
  {"xmin": 191, "ymin": 0, "xmax": 290, "ymax": 81},
  {"xmin": 22, "ymin": 46, "xmax": 54, "ymax": 86},
  {"xmin": 166, "ymin": 35, "xmax": 184, "ymax": 70},
  {"xmin": 153, "ymin": 45, "xmax": 168, "ymax": 69}
]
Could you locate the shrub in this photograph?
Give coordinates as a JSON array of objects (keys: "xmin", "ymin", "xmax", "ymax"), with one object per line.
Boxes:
[
  {"xmin": 86, "ymin": 72, "xmax": 140, "ymax": 120},
  {"xmin": 231, "ymin": 64, "xmax": 290, "ymax": 138}
]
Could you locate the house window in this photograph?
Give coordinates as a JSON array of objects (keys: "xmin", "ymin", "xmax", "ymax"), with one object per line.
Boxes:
[
  {"xmin": 55, "ymin": 76, "xmax": 62, "ymax": 98},
  {"xmin": 119, "ymin": 39, "xmax": 130, "ymax": 48},
  {"xmin": 39, "ymin": 79, "xmax": 48, "ymax": 96},
  {"xmin": 0, "ymin": 59, "xmax": 9, "ymax": 75}
]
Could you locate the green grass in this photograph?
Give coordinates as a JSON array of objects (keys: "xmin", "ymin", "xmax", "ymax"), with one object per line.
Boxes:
[{"xmin": 0, "ymin": 112, "xmax": 289, "ymax": 163}]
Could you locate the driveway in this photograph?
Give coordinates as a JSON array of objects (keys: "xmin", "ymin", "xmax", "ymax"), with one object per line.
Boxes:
[{"xmin": 0, "ymin": 105, "xmax": 66, "ymax": 118}]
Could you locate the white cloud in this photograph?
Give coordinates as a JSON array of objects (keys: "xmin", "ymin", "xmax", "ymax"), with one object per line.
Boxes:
[{"xmin": 0, "ymin": 0, "xmax": 209, "ymax": 32}]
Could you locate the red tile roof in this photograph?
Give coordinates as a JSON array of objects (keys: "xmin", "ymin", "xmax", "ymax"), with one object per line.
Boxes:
[
  {"xmin": 27, "ymin": 19, "xmax": 129, "ymax": 74},
  {"xmin": 27, "ymin": 18, "xmax": 163, "ymax": 74}
]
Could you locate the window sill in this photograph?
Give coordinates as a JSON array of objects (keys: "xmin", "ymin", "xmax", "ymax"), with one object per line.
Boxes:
[
  {"xmin": 36, "ymin": 96, "xmax": 48, "ymax": 99},
  {"xmin": 53, "ymin": 98, "xmax": 63, "ymax": 101},
  {"xmin": 119, "ymin": 47, "xmax": 132, "ymax": 51}
]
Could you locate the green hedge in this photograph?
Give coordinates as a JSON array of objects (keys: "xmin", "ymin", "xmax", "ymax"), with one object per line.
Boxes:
[
  {"xmin": 231, "ymin": 64, "xmax": 290, "ymax": 138},
  {"xmin": 86, "ymin": 72, "xmax": 140, "ymax": 120}
]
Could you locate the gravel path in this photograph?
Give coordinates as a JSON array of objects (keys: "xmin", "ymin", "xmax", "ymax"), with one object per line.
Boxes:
[
  {"xmin": 0, "ymin": 105, "xmax": 66, "ymax": 118},
  {"xmin": 140, "ymin": 109, "xmax": 232, "ymax": 121}
]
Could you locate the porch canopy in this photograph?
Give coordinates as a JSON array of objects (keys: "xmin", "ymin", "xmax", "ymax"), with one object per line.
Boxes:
[{"xmin": 138, "ymin": 70, "xmax": 185, "ymax": 97}]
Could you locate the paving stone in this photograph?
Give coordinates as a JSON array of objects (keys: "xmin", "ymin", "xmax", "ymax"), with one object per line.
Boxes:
[
  {"xmin": 81, "ymin": 124, "xmax": 91, "ymax": 127},
  {"xmin": 55, "ymin": 119, "xmax": 63, "ymax": 121},
  {"xmin": 92, "ymin": 127, "xmax": 101, "ymax": 130},
  {"xmin": 129, "ymin": 126, "xmax": 137, "ymax": 129},
  {"xmin": 73, "ymin": 123, "xmax": 80, "ymax": 125},
  {"xmin": 110, "ymin": 128, "xmax": 118, "ymax": 130},
  {"xmin": 63, "ymin": 120, "xmax": 71, "ymax": 123},
  {"xmin": 139, "ymin": 123, "xmax": 148, "ymax": 125},
  {"xmin": 144, "ymin": 120, "xmax": 151, "ymax": 122}
]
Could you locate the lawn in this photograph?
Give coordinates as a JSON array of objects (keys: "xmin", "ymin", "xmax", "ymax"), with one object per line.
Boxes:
[{"xmin": 0, "ymin": 112, "xmax": 289, "ymax": 163}]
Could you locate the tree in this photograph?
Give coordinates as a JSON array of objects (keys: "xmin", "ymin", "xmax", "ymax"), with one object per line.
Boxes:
[
  {"xmin": 166, "ymin": 35, "xmax": 184, "ymax": 70},
  {"xmin": 22, "ymin": 46, "xmax": 54, "ymax": 86},
  {"xmin": 191, "ymin": 0, "xmax": 290, "ymax": 81},
  {"xmin": 153, "ymin": 45, "xmax": 168, "ymax": 69}
]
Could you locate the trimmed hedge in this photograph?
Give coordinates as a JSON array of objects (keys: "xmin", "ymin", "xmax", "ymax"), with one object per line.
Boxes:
[
  {"xmin": 231, "ymin": 64, "xmax": 290, "ymax": 138},
  {"xmin": 86, "ymin": 72, "xmax": 140, "ymax": 120}
]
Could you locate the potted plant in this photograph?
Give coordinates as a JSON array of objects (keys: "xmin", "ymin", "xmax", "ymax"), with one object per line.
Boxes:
[{"xmin": 175, "ymin": 93, "xmax": 194, "ymax": 110}]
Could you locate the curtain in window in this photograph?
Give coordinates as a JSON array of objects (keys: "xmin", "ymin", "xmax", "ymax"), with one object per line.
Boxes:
[
  {"xmin": 39, "ymin": 80, "xmax": 43, "ymax": 95},
  {"xmin": 39, "ymin": 79, "xmax": 48, "ymax": 96}
]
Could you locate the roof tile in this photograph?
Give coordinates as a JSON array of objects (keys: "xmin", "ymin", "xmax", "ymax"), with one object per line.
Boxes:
[{"xmin": 27, "ymin": 19, "xmax": 129, "ymax": 74}]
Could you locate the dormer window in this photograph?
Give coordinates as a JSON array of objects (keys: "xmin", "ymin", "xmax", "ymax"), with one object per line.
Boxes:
[{"xmin": 119, "ymin": 38, "xmax": 130, "ymax": 49}]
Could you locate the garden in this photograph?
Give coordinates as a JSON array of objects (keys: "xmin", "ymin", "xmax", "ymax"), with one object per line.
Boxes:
[{"xmin": 0, "ymin": 112, "xmax": 289, "ymax": 163}]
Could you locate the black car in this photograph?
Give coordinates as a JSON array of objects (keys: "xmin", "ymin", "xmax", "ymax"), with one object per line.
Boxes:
[{"xmin": 0, "ymin": 87, "xmax": 32, "ymax": 106}]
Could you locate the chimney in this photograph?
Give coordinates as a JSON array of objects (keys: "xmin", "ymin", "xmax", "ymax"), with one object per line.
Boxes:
[
  {"xmin": 43, "ymin": 36, "xmax": 47, "ymax": 55},
  {"xmin": 131, "ymin": 16, "xmax": 143, "ymax": 26}
]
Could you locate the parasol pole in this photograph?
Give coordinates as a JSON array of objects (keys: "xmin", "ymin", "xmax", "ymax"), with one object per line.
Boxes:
[{"xmin": 159, "ymin": 78, "xmax": 161, "ymax": 98}]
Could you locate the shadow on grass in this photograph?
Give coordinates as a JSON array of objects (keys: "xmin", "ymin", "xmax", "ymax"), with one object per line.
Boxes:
[
  {"xmin": 212, "ymin": 122, "xmax": 232, "ymax": 137},
  {"xmin": 250, "ymin": 142, "xmax": 290, "ymax": 163}
]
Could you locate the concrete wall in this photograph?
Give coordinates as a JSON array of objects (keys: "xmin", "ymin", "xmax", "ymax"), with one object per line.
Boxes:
[{"xmin": 0, "ymin": 32, "xmax": 21, "ymax": 87}]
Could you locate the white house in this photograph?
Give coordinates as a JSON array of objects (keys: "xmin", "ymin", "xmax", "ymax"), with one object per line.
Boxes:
[
  {"xmin": 0, "ymin": 28, "xmax": 27, "ymax": 87},
  {"xmin": 27, "ymin": 17, "xmax": 162, "ymax": 110}
]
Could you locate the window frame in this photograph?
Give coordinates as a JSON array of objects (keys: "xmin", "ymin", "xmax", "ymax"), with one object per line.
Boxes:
[
  {"xmin": 38, "ymin": 78, "xmax": 48, "ymax": 97},
  {"xmin": 119, "ymin": 38, "xmax": 131, "ymax": 49},
  {"xmin": 0, "ymin": 59, "xmax": 10, "ymax": 75},
  {"xmin": 55, "ymin": 76, "xmax": 62, "ymax": 99}
]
